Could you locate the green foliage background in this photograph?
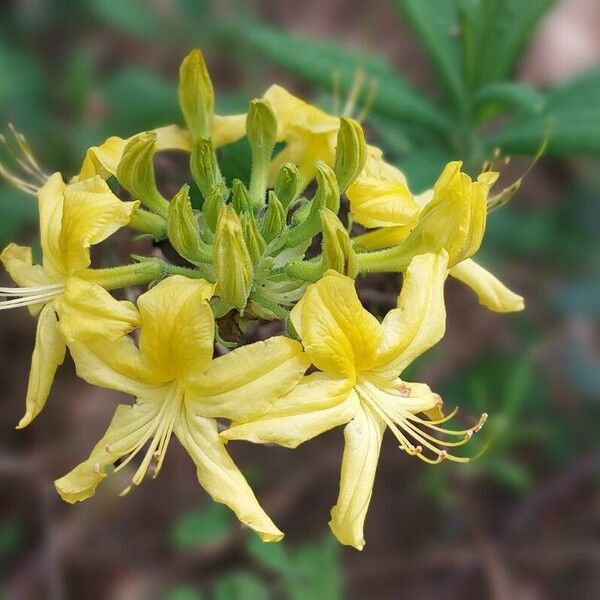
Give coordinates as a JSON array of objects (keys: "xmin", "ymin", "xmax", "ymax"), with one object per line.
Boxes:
[{"xmin": 0, "ymin": 1, "xmax": 598, "ymax": 598}]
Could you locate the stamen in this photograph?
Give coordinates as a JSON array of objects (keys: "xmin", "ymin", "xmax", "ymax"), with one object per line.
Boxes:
[
  {"xmin": 0, "ymin": 124, "xmax": 48, "ymax": 196},
  {"xmin": 343, "ymin": 68, "xmax": 365, "ymax": 118},
  {"xmin": 0, "ymin": 289, "xmax": 63, "ymax": 310},
  {"xmin": 355, "ymin": 79, "xmax": 378, "ymax": 123}
]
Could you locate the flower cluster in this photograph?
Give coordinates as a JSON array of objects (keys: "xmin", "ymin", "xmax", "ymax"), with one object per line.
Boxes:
[{"xmin": 0, "ymin": 50, "xmax": 524, "ymax": 549}]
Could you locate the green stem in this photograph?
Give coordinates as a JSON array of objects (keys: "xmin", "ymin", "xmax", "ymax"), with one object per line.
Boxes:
[
  {"xmin": 250, "ymin": 290, "xmax": 289, "ymax": 321},
  {"xmin": 356, "ymin": 248, "xmax": 410, "ymax": 274},
  {"xmin": 129, "ymin": 208, "xmax": 167, "ymax": 240},
  {"xmin": 285, "ymin": 260, "xmax": 323, "ymax": 283},
  {"xmin": 163, "ymin": 263, "xmax": 214, "ymax": 281},
  {"xmin": 80, "ymin": 259, "xmax": 164, "ymax": 290}
]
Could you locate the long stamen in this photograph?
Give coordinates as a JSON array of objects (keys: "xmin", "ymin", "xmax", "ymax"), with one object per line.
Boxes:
[
  {"xmin": 343, "ymin": 68, "xmax": 365, "ymax": 118},
  {"xmin": 0, "ymin": 284, "xmax": 64, "ymax": 296},
  {"xmin": 0, "ymin": 290, "xmax": 63, "ymax": 310},
  {"xmin": 0, "ymin": 124, "xmax": 48, "ymax": 195}
]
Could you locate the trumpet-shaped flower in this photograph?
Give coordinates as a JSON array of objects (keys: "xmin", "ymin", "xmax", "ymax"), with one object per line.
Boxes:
[
  {"xmin": 263, "ymin": 85, "xmax": 340, "ymax": 191},
  {"xmin": 223, "ymin": 253, "xmax": 486, "ymax": 549},
  {"xmin": 0, "ymin": 173, "xmax": 139, "ymax": 427},
  {"xmin": 55, "ymin": 276, "xmax": 308, "ymax": 542},
  {"xmin": 357, "ymin": 161, "xmax": 525, "ymax": 313}
]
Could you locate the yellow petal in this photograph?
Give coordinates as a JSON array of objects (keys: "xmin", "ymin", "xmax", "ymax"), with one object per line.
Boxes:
[
  {"xmin": 176, "ymin": 408, "xmax": 284, "ymax": 542},
  {"xmin": 347, "ymin": 147, "xmax": 419, "ymax": 229},
  {"xmin": 212, "ymin": 114, "xmax": 247, "ymax": 147},
  {"xmin": 352, "ymin": 226, "xmax": 414, "ymax": 252},
  {"xmin": 186, "ymin": 336, "xmax": 309, "ymax": 421},
  {"xmin": 38, "ymin": 173, "xmax": 67, "ymax": 280},
  {"xmin": 290, "ymin": 270, "xmax": 381, "ymax": 379},
  {"xmin": 69, "ymin": 336, "xmax": 163, "ymax": 395},
  {"xmin": 137, "ymin": 275, "xmax": 215, "ymax": 382},
  {"xmin": 79, "ymin": 136, "xmax": 128, "ymax": 180},
  {"xmin": 59, "ymin": 176, "xmax": 139, "ymax": 273},
  {"xmin": 329, "ymin": 405, "xmax": 385, "ymax": 550},
  {"xmin": 370, "ymin": 251, "xmax": 448, "ymax": 379},
  {"xmin": 18, "ymin": 303, "xmax": 66, "ymax": 428},
  {"xmin": 55, "ymin": 400, "xmax": 163, "ymax": 503},
  {"xmin": 222, "ymin": 373, "xmax": 357, "ymax": 448},
  {"xmin": 449, "ymin": 258, "xmax": 524, "ymax": 312},
  {"xmin": 55, "ymin": 277, "xmax": 138, "ymax": 343},
  {"xmin": 154, "ymin": 124, "xmax": 192, "ymax": 151},
  {"xmin": 0, "ymin": 243, "xmax": 55, "ymax": 288}
]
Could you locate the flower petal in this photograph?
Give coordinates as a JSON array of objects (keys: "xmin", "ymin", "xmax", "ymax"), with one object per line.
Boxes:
[
  {"xmin": 222, "ymin": 373, "xmax": 357, "ymax": 448},
  {"xmin": 0, "ymin": 243, "xmax": 55, "ymax": 289},
  {"xmin": 38, "ymin": 173, "xmax": 67, "ymax": 279},
  {"xmin": 59, "ymin": 176, "xmax": 139, "ymax": 273},
  {"xmin": 17, "ymin": 303, "xmax": 66, "ymax": 428},
  {"xmin": 352, "ymin": 225, "xmax": 413, "ymax": 252},
  {"xmin": 55, "ymin": 277, "xmax": 139, "ymax": 343},
  {"xmin": 329, "ymin": 405, "xmax": 385, "ymax": 550},
  {"xmin": 449, "ymin": 258, "xmax": 524, "ymax": 313},
  {"xmin": 290, "ymin": 270, "xmax": 381, "ymax": 379},
  {"xmin": 186, "ymin": 336, "xmax": 309, "ymax": 421},
  {"xmin": 68, "ymin": 336, "xmax": 163, "ymax": 395},
  {"xmin": 212, "ymin": 114, "xmax": 247, "ymax": 147},
  {"xmin": 137, "ymin": 275, "xmax": 215, "ymax": 382},
  {"xmin": 79, "ymin": 136, "xmax": 128, "ymax": 180},
  {"xmin": 55, "ymin": 399, "xmax": 163, "ymax": 503},
  {"xmin": 176, "ymin": 407, "xmax": 283, "ymax": 542},
  {"xmin": 370, "ymin": 251, "xmax": 448, "ymax": 379}
]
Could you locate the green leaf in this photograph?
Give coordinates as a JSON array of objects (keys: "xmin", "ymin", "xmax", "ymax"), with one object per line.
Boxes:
[
  {"xmin": 245, "ymin": 532, "xmax": 290, "ymax": 575},
  {"xmin": 473, "ymin": 81, "xmax": 546, "ymax": 119},
  {"xmin": 229, "ymin": 21, "xmax": 452, "ymax": 134},
  {"xmin": 164, "ymin": 586, "xmax": 205, "ymax": 600},
  {"xmin": 486, "ymin": 68, "xmax": 600, "ymax": 155},
  {"xmin": 171, "ymin": 503, "xmax": 233, "ymax": 549},
  {"xmin": 475, "ymin": 0, "xmax": 556, "ymax": 85},
  {"xmin": 395, "ymin": 0, "xmax": 466, "ymax": 108},
  {"xmin": 213, "ymin": 571, "xmax": 269, "ymax": 600}
]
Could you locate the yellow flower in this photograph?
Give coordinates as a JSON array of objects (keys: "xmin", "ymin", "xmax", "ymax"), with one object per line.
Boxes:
[
  {"xmin": 0, "ymin": 173, "xmax": 139, "ymax": 427},
  {"xmin": 357, "ymin": 162, "xmax": 525, "ymax": 313},
  {"xmin": 223, "ymin": 253, "xmax": 486, "ymax": 550},
  {"xmin": 346, "ymin": 145, "xmax": 421, "ymax": 229},
  {"xmin": 55, "ymin": 276, "xmax": 308, "ymax": 542},
  {"xmin": 263, "ymin": 85, "xmax": 340, "ymax": 191}
]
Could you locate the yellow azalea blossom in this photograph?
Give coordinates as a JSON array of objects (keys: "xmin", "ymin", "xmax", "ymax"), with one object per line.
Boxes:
[
  {"xmin": 346, "ymin": 145, "xmax": 421, "ymax": 229},
  {"xmin": 0, "ymin": 173, "xmax": 139, "ymax": 427},
  {"xmin": 55, "ymin": 276, "xmax": 308, "ymax": 542},
  {"xmin": 357, "ymin": 161, "xmax": 524, "ymax": 313},
  {"xmin": 263, "ymin": 85, "xmax": 340, "ymax": 191},
  {"xmin": 78, "ymin": 116, "xmax": 246, "ymax": 180},
  {"xmin": 223, "ymin": 253, "xmax": 486, "ymax": 550}
]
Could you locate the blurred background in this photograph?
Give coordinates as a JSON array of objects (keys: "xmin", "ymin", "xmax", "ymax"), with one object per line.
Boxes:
[{"xmin": 0, "ymin": 1, "xmax": 599, "ymax": 598}]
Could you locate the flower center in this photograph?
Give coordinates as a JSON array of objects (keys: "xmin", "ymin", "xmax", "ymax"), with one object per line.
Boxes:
[{"xmin": 355, "ymin": 378, "xmax": 486, "ymax": 465}]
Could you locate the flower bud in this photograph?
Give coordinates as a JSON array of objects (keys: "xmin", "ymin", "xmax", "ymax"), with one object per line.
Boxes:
[
  {"xmin": 117, "ymin": 133, "xmax": 169, "ymax": 218},
  {"xmin": 190, "ymin": 137, "xmax": 226, "ymax": 200},
  {"xmin": 201, "ymin": 187, "xmax": 225, "ymax": 232},
  {"xmin": 178, "ymin": 49, "xmax": 214, "ymax": 141},
  {"xmin": 274, "ymin": 163, "xmax": 300, "ymax": 208},
  {"xmin": 213, "ymin": 205, "xmax": 253, "ymax": 310},
  {"xmin": 167, "ymin": 185, "xmax": 211, "ymax": 265},
  {"xmin": 231, "ymin": 179, "xmax": 252, "ymax": 214},
  {"xmin": 262, "ymin": 191, "xmax": 286, "ymax": 243},
  {"xmin": 334, "ymin": 118, "xmax": 367, "ymax": 193},
  {"xmin": 321, "ymin": 208, "xmax": 358, "ymax": 278},
  {"xmin": 247, "ymin": 99, "xmax": 277, "ymax": 208},
  {"xmin": 241, "ymin": 212, "xmax": 266, "ymax": 264}
]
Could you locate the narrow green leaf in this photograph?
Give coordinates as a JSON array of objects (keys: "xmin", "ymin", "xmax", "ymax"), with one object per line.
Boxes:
[
  {"xmin": 476, "ymin": 0, "xmax": 557, "ymax": 85},
  {"xmin": 395, "ymin": 0, "xmax": 467, "ymax": 108},
  {"xmin": 171, "ymin": 503, "xmax": 232, "ymax": 549},
  {"xmin": 473, "ymin": 81, "xmax": 546, "ymax": 118},
  {"xmin": 486, "ymin": 68, "xmax": 600, "ymax": 155},
  {"xmin": 213, "ymin": 571, "xmax": 269, "ymax": 600}
]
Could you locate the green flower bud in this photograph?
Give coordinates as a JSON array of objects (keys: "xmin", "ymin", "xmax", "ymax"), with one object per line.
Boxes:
[
  {"xmin": 286, "ymin": 161, "xmax": 337, "ymax": 247},
  {"xmin": 213, "ymin": 205, "xmax": 253, "ymax": 310},
  {"xmin": 334, "ymin": 118, "xmax": 367, "ymax": 193},
  {"xmin": 201, "ymin": 187, "xmax": 225, "ymax": 232},
  {"xmin": 167, "ymin": 185, "xmax": 211, "ymax": 265},
  {"xmin": 247, "ymin": 99, "xmax": 277, "ymax": 209},
  {"xmin": 274, "ymin": 163, "xmax": 300, "ymax": 209},
  {"xmin": 190, "ymin": 137, "xmax": 225, "ymax": 200},
  {"xmin": 320, "ymin": 208, "xmax": 358, "ymax": 278},
  {"xmin": 262, "ymin": 191, "xmax": 286, "ymax": 243},
  {"xmin": 241, "ymin": 212, "xmax": 266, "ymax": 264},
  {"xmin": 178, "ymin": 49, "xmax": 214, "ymax": 141},
  {"xmin": 231, "ymin": 179, "xmax": 252, "ymax": 214},
  {"xmin": 117, "ymin": 133, "xmax": 169, "ymax": 218}
]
